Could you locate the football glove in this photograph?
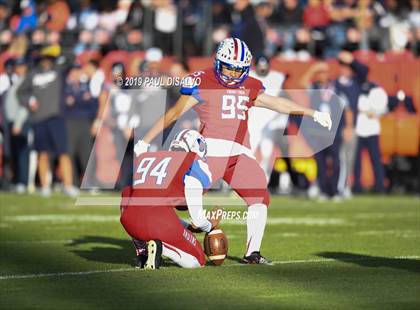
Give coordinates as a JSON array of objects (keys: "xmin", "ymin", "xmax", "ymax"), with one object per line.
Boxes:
[
  {"xmin": 134, "ymin": 140, "xmax": 150, "ymax": 157},
  {"xmin": 313, "ymin": 111, "xmax": 332, "ymax": 131}
]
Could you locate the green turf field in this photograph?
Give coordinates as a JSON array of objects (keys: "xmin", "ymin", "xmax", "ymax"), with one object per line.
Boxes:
[{"xmin": 0, "ymin": 193, "xmax": 419, "ymax": 309}]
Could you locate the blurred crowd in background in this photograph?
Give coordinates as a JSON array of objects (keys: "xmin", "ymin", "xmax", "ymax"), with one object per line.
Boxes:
[
  {"xmin": 1, "ymin": 0, "xmax": 419, "ymax": 59},
  {"xmin": 0, "ymin": 0, "xmax": 419, "ymax": 199}
]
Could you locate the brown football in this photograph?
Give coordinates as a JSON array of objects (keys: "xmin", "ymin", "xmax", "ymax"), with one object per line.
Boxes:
[{"xmin": 203, "ymin": 229, "xmax": 228, "ymax": 266}]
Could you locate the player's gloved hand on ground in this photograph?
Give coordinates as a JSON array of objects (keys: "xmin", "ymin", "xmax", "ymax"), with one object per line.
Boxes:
[
  {"xmin": 313, "ymin": 111, "xmax": 332, "ymax": 131},
  {"xmin": 134, "ymin": 140, "xmax": 150, "ymax": 157},
  {"xmin": 209, "ymin": 206, "xmax": 224, "ymax": 230}
]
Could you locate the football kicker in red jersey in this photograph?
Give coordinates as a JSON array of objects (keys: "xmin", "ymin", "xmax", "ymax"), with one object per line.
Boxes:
[{"xmin": 135, "ymin": 37, "xmax": 332, "ymax": 265}]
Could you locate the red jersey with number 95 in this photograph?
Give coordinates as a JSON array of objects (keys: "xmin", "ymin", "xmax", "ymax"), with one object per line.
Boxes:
[{"xmin": 180, "ymin": 69, "xmax": 265, "ymax": 149}]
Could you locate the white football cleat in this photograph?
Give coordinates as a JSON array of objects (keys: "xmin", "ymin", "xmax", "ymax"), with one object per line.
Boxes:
[{"xmin": 144, "ymin": 240, "xmax": 162, "ymax": 270}]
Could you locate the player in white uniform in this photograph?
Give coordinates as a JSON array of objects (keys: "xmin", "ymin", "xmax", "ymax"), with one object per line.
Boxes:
[{"xmin": 248, "ymin": 56, "xmax": 292, "ymax": 193}]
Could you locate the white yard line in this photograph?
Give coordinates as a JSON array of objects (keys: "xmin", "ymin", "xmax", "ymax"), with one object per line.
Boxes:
[
  {"xmin": 3, "ymin": 215, "xmax": 118, "ymax": 222},
  {"xmin": 0, "ymin": 268, "xmax": 134, "ymax": 280},
  {"xmin": 4, "ymin": 215, "xmax": 350, "ymax": 226},
  {"xmin": 75, "ymin": 196, "xmax": 249, "ymax": 206},
  {"xmin": 0, "ymin": 255, "xmax": 419, "ymax": 281},
  {"xmin": 353, "ymin": 212, "xmax": 419, "ymax": 219},
  {"xmin": 225, "ymin": 217, "xmax": 349, "ymax": 226},
  {"xmin": 222, "ymin": 255, "xmax": 420, "ymax": 268},
  {"xmin": 0, "ymin": 240, "xmax": 73, "ymax": 244}
]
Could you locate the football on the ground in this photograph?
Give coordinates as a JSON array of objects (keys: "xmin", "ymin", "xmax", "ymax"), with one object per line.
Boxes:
[{"xmin": 203, "ymin": 229, "xmax": 228, "ymax": 266}]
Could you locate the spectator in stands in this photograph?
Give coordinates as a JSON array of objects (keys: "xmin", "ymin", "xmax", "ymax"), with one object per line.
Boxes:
[
  {"xmin": 93, "ymin": 28, "xmax": 113, "ymax": 55},
  {"xmin": 126, "ymin": 0, "xmax": 145, "ymax": 29},
  {"xmin": 3, "ymin": 57, "xmax": 30, "ymax": 193},
  {"xmin": 324, "ymin": 0, "xmax": 354, "ymax": 57},
  {"xmin": 97, "ymin": 1, "xmax": 128, "ymax": 34},
  {"xmin": 380, "ymin": 0, "xmax": 412, "ymax": 53},
  {"xmin": 409, "ymin": 0, "xmax": 420, "ymax": 25},
  {"xmin": 0, "ymin": 1, "xmax": 10, "ymax": 33},
  {"xmin": 111, "ymin": 1, "xmax": 144, "ymax": 55},
  {"xmin": 179, "ymin": 0, "xmax": 203, "ymax": 56},
  {"xmin": 408, "ymin": 0, "xmax": 420, "ymax": 55},
  {"xmin": 104, "ymin": 0, "xmax": 134, "ymax": 51},
  {"xmin": 212, "ymin": 0, "xmax": 232, "ymax": 28},
  {"xmin": 211, "ymin": 0, "xmax": 232, "ymax": 48},
  {"xmin": 353, "ymin": 0, "xmax": 386, "ymax": 51},
  {"xmin": 115, "ymin": 24, "xmax": 143, "ymax": 51},
  {"xmin": 17, "ymin": 45, "xmax": 78, "ymax": 197},
  {"xmin": 303, "ymin": 0, "xmax": 331, "ymax": 57},
  {"xmin": 43, "ymin": 0, "xmax": 70, "ymax": 33},
  {"xmin": 289, "ymin": 27, "xmax": 312, "ymax": 60},
  {"xmin": 0, "ymin": 57, "xmax": 14, "ymax": 189},
  {"xmin": 0, "ymin": 29, "xmax": 12, "ymax": 53},
  {"xmin": 303, "ymin": 0, "xmax": 331, "ymax": 30},
  {"xmin": 272, "ymin": 0, "xmax": 303, "ymax": 55},
  {"xmin": 62, "ymin": 62, "xmax": 100, "ymax": 187},
  {"xmin": 0, "ymin": 57, "xmax": 14, "ymax": 95},
  {"xmin": 140, "ymin": 47, "xmax": 165, "ymax": 79},
  {"xmin": 30, "ymin": 29, "xmax": 47, "ymax": 49},
  {"xmin": 232, "ymin": 0, "xmax": 265, "ymax": 57},
  {"xmin": 68, "ymin": 0, "xmax": 99, "ymax": 32},
  {"xmin": 15, "ymin": 0, "xmax": 38, "ymax": 34},
  {"xmin": 254, "ymin": 2, "xmax": 274, "ymax": 56},
  {"xmin": 74, "ymin": 29, "xmax": 94, "ymax": 55},
  {"xmin": 152, "ymin": 0, "xmax": 178, "ymax": 55},
  {"xmin": 343, "ymin": 27, "xmax": 363, "ymax": 52}
]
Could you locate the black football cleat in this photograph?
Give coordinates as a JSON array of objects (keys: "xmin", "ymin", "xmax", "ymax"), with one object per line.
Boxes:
[
  {"xmin": 132, "ymin": 239, "xmax": 147, "ymax": 269},
  {"xmin": 135, "ymin": 253, "xmax": 148, "ymax": 269},
  {"xmin": 242, "ymin": 251, "xmax": 274, "ymax": 265},
  {"xmin": 144, "ymin": 240, "xmax": 163, "ymax": 270}
]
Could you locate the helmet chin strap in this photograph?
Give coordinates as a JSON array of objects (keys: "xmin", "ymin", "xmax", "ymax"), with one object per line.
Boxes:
[{"xmin": 216, "ymin": 71, "xmax": 247, "ymax": 88}]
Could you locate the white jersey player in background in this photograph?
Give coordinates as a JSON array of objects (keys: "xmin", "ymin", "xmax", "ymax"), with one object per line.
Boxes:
[{"xmin": 248, "ymin": 56, "xmax": 292, "ymax": 193}]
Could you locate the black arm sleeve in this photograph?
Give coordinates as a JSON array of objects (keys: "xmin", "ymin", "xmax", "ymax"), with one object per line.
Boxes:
[{"xmin": 350, "ymin": 60, "xmax": 369, "ymax": 84}]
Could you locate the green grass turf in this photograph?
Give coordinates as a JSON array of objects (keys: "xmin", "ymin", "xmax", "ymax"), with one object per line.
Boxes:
[{"xmin": 0, "ymin": 193, "xmax": 419, "ymax": 309}]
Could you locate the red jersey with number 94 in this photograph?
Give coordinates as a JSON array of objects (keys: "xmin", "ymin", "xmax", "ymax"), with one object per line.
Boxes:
[
  {"xmin": 180, "ymin": 68, "xmax": 265, "ymax": 149},
  {"xmin": 129, "ymin": 151, "xmax": 211, "ymax": 207}
]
